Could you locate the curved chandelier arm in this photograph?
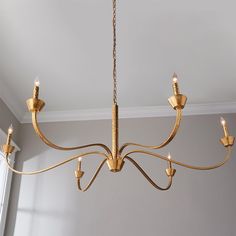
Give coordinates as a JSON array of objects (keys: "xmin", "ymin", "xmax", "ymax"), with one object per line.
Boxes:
[
  {"xmin": 77, "ymin": 159, "xmax": 107, "ymax": 192},
  {"xmin": 32, "ymin": 112, "xmax": 112, "ymax": 156},
  {"xmin": 123, "ymin": 147, "xmax": 232, "ymax": 170},
  {"xmin": 125, "ymin": 156, "xmax": 172, "ymax": 191},
  {"xmin": 119, "ymin": 109, "xmax": 182, "ymax": 155},
  {"xmin": 4, "ymin": 152, "xmax": 107, "ymax": 176}
]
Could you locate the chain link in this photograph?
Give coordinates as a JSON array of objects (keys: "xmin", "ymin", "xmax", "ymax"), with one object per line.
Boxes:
[{"xmin": 112, "ymin": 0, "xmax": 117, "ymax": 104}]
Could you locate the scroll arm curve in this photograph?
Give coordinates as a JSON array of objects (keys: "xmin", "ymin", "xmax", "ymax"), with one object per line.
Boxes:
[
  {"xmin": 32, "ymin": 112, "xmax": 112, "ymax": 156},
  {"xmin": 172, "ymin": 147, "xmax": 233, "ymax": 170},
  {"xmin": 123, "ymin": 147, "xmax": 233, "ymax": 171},
  {"xmin": 4, "ymin": 152, "xmax": 107, "ymax": 176},
  {"xmin": 125, "ymin": 156, "xmax": 172, "ymax": 191},
  {"xmin": 77, "ymin": 159, "xmax": 107, "ymax": 192},
  {"xmin": 119, "ymin": 109, "xmax": 182, "ymax": 155}
]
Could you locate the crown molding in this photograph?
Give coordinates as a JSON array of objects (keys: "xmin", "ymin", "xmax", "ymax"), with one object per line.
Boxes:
[
  {"xmin": 1, "ymin": 82, "xmax": 235, "ymax": 124},
  {"xmin": 21, "ymin": 102, "xmax": 236, "ymax": 123},
  {"xmin": 0, "ymin": 80, "xmax": 25, "ymax": 122}
]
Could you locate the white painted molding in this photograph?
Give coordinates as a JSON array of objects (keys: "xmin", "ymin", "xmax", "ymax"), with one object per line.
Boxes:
[
  {"xmin": 0, "ymin": 80, "xmax": 24, "ymax": 122},
  {"xmin": 0, "ymin": 129, "xmax": 20, "ymax": 236},
  {"xmin": 1, "ymin": 80, "xmax": 236, "ymax": 123},
  {"xmin": 21, "ymin": 102, "xmax": 236, "ymax": 123}
]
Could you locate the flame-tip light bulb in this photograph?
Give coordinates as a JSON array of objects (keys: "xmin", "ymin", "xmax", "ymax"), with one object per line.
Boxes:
[
  {"xmin": 167, "ymin": 152, "xmax": 172, "ymax": 169},
  {"xmin": 172, "ymin": 73, "xmax": 180, "ymax": 95},
  {"xmin": 33, "ymin": 77, "xmax": 40, "ymax": 99},
  {"xmin": 8, "ymin": 124, "xmax": 14, "ymax": 135},
  {"xmin": 6, "ymin": 124, "xmax": 14, "ymax": 145},
  {"xmin": 78, "ymin": 157, "xmax": 82, "ymax": 170},
  {"xmin": 34, "ymin": 79, "xmax": 40, "ymax": 87},
  {"xmin": 220, "ymin": 117, "xmax": 229, "ymax": 137}
]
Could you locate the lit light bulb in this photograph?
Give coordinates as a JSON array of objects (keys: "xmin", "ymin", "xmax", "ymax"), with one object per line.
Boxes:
[
  {"xmin": 167, "ymin": 152, "xmax": 172, "ymax": 169},
  {"xmin": 168, "ymin": 153, "xmax": 171, "ymax": 160},
  {"xmin": 6, "ymin": 124, "xmax": 14, "ymax": 146},
  {"xmin": 33, "ymin": 77, "xmax": 40, "ymax": 99},
  {"xmin": 220, "ymin": 117, "xmax": 229, "ymax": 137},
  {"xmin": 172, "ymin": 73, "xmax": 178, "ymax": 83},
  {"xmin": 8, "ymin": 124, "xmax": 14, "ymax": 135},
  {"xmin": 34, "ymin": 78, "xmax": 40, "ymax": 87},
  {"xmin": 173, "ymin": 77, "xmax": 178, "ymax": 83},
  {"xmin": 172, "ymin": 73, "xmax": 180, "ymax": 95},
  {"xmin": 77, "ymin": 157, "xmax": 82, "ymax": 170},
  {"xmin": 220, "ymin": 117, "xmax": 226, "ymax": 126}
]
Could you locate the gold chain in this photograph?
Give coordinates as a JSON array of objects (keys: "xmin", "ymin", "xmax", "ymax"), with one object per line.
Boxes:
[{"xmin": 112, "ymin": 0, "xmax": 117, "ymax": 104}]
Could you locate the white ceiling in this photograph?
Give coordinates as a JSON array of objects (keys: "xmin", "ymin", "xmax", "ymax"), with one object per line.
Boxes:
[{"xmin": 0, "ymin": 0, "xmax": 236, "ymax": 122}]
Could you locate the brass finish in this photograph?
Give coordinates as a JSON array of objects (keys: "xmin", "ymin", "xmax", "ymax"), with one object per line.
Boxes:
[
  {"xmin": 112, "ymin": 104, "xmax": 119, "ymax": 159},
  {"xmin": 168, "ymin": 94, "xmax": 187, "ymax": 110},
  {"xmin": 173, "ymin": 83, "xmax": 180, "ymax": 96},
  {"xmin": 173, "ymin": 82, "xmax": 180, "ymax": 96},
  {"xmin": 1, "ymin": 144, "xmax": 15, "ymax": 155},
  {"xmin": 221, "ymin": 118, "xmax": 230, "ymax": 137},
  {"xmin": 220, "ymin": 136, "xmax": 235, "ymax": 147},
  {"xmin": 4, "ymin": 152, "xmax": 107, "ymax": 175},
  {"xmin": 6, "ymin": 132, "xmax": 12, "ymax": 146},
  {"xmin": 26, "ymin": 98, "xmax": 45, "ymax": 112},
  {"xmin": 33, "ymin": 85, "xmax": 39, "ymax": 99},
  {"xmin": 2, "ymin": 0, "xmax": 235, "ymax": 194},
  {"xmin": 75, "ymin": 158, "xmax": 84, "ymax": 178},
  {"xmin": 75, "ymin": 170, "xmax": 84, "ymax": 179},
  {"xmin": 77, "ymin": 159, "xmax": 107, "ymax": 192},
  {"xmin": 112, "ymin": 0, "xmax": 117, "ymax": 104},
  {"xmin": 125, "ymin": 157, "xmax": 172, "ymax": 191},
  {"xmin": 31, "ymin": 111, "xmax": 112, "ymax": 155},
  {"xmin": 119, "ymin": 109, "xmax": 182, "ymax": 154},
  {"xmin": 123, "ymin": 147, "xmax": 232, "ymax": 171},
  {"xmin": 106, "ymin": 158, "xmax": 124, "ymax": 172},
  {"xmin": 165, "ymin": 168, "xmax": 176, "ymax": 177},
  {"xmin": 222, "ymin": 125, "xmax": 229, "ymax": 137}
]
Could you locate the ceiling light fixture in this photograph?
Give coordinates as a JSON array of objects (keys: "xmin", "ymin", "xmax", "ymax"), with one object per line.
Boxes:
[{"xmin": 1, "ymin": 0, "xmax": 235, "ymax": 192}]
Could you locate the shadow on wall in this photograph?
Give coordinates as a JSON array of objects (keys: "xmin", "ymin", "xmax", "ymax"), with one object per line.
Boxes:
[
  {"xmin": 6, "ymin": 119, "xmax": 112, "ymax": 236},
  {"xmin": 5, "ymin": 114, "xmax": 236, "ymax": 236}
]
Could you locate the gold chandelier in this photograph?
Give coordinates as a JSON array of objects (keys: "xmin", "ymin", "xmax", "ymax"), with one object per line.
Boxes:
[{"xmin": 1, "ymin": 0, "xmax": 235, "ymax": 192}]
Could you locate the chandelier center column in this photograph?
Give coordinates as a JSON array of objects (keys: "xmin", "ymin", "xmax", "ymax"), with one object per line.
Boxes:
[
  {"xmin": 112, "ymin": 104, "xmax": 119, "ymax": 159},
  {"xmin": 111, "ymin": 0, "xmax": 119, "ymax": 160}
]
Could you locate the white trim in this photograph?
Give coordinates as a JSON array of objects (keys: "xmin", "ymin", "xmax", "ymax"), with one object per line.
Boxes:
[
  {"xmin": 0, "ymin": 78, "xmax": 236, "ymax": 123},
  {"xmin": 0, "ymin": 129, "xmax": 20, "ymax": 236},
  {"xmin": 0, "ymin": 153, "xmax": 15, "ymax": 236},
  {"xmin": 0, "ymin": 80, "xmax": 24, "ymax": 122},
  {"xmin": 21, "ymin": 101, "xmax": 236, "ymax": 123}
]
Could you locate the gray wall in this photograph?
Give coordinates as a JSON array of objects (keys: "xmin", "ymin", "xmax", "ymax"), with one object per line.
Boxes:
[
  {"xmin": 5, "ymin": 113, "xmax": 236, "ymax": 236},
  {"xmin": 0, "ymin": 98, "xmax": 20, "ymax": 143},
  {"xmin": 0, "ymin": 98, "xmax": 20, "ymax": 236}
]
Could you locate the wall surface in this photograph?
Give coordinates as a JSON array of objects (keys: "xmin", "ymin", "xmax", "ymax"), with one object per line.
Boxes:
[
  {"xmin": 5, "ymin": 113, "xmax": 236, "ymax": 236},
  {"xmin": 0, "ymin": 98, "xmax": 20, "ymax": 143},
  {"xmin": 0, "ymin": 98, "xmax": 20, "ymax": 236}
]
